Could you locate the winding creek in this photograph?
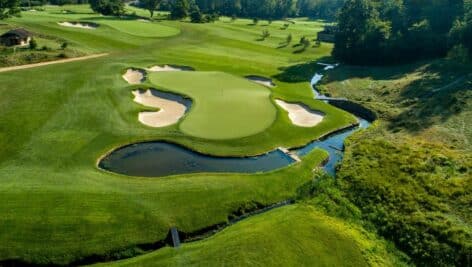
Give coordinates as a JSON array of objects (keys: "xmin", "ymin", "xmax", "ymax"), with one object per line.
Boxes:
[
  {"xmin": 99, "ymin": 63, "xmax": 372, "ymax": 177},
  {"xmin": 81, "ymin": 63, "xmax": 375, "ymax": 264}
]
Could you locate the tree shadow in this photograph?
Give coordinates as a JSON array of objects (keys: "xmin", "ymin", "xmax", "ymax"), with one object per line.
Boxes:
[
  {"xmin": 273, "ymin": 56, "xmax": 333, "ymax": 83},
  {"xmin": 277, "ymin": 42, "xmax": 289, "ymax": 49},
  {"xmin": 389, "ymin": 61, "xmax": 471, "ymax": 133}
]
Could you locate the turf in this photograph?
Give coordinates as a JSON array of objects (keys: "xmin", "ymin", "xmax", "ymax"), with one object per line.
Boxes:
[
  {"xmin": 0, "ymin": 4, "xmax": 361, "ymax": 265},
  {"xmin": 149, "ymin": 71, "xmax": 276, "ymax": 139},
  {"xmin": 102, "ymin": 205, "xmax": 401, "ymax": 267},
  {"xmin": 97, "ymin": 19, "xmax": 180, "ymax": 38}
]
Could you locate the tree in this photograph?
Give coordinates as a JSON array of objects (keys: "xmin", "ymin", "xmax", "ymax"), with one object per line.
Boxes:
[
  {"xmin": 170, "ymin": 0, "xmax": 189, "ymax": 19},
  {"xmin": 89, "ymin": 0, "xmax": 124, "ymax": 16},
  {"xmin": 29, "ymin": 38, "xmax": 37, "ymax": 49},
  {"xmin": 0, "ymin": 0, "xmax": 20, "ymax": 19},
  {"xmin": 190, "ymin": 2, "xmax": 203, "ymax": 22},
  {"xmin": 261, "ymin": 29, "xmax": 270, "ymax": 40},
  {"xmin": 141, "ymin": 0, "xmax": 161, "ymax": 18},
  {"xmin": 333, "ymin": 0, "xmax": 392, "ymax": 64},
  {"xmin": 286, "ymin": 33, "xmax": 292, "ymax": 43}
]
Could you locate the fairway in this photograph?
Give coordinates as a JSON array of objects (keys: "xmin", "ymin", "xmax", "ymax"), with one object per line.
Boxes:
[
  {"xmin": 0, "ymin": 4, "xmax": 366, "ymax": 266},
  {"xmin": 98, "ymin": 19, "xmax": 180, "ymax": 37},
  {"xmin": 150, "ymin": 71, "xmax": 277, "ymax": 139}
]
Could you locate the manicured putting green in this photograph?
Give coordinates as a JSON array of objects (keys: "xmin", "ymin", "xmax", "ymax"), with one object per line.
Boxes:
[
  {"xmin": 98, "ymin": 20, "xmax": 180, "ymax": 37},
  {"xmin": 149, "ymin": 71, "xmax": 277, "ymax": 140}
]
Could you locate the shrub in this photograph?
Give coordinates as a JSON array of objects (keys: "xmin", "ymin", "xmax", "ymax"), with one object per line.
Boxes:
[
  {"xmin": 261, "ymin": 29, "xmax": 270, "ymax": 40},
  {"xmin": 29, "ymin": 38, "xmax": 37, "ymax": 50}
]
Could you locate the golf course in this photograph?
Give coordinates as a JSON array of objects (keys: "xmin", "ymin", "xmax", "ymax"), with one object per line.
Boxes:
[{"xmin": 0, "ymin": 1, "xmax": 469, "ymax": 266}]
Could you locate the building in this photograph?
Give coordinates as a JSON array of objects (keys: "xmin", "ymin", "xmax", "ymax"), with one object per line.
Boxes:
[
  {"xmin": 317, "ymin": 26, "xmax": 337, "ymax": 43},
  {"xmin": 0, "ymin": 28, "xmax": 33, "ymax": 47}
]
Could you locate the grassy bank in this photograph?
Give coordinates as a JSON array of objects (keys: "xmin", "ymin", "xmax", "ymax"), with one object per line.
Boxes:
[
  {"xmin": 101, "ymin": 204, "xmax": 404, "ymax": 267},
  {"xmin": 319, "ymin": 57, "xmax": 472, "ymax": 266}
]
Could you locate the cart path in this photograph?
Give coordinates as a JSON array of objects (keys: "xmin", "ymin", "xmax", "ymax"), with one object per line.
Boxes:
[{"xmin": 0, "ymin": 53, "xmax": 109, "ymax": 73}]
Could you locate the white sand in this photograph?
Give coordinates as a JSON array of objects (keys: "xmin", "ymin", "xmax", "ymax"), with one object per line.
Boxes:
[
  {"xmin": 246, "ymin": 76, "xmax": 276, "ymax": 88},
  {"xmin": 58, "ymin": 22, "xmax": 97, "ymax": 29},
  {"xmin": 122, "ymin": 69, "xmax": 145, "ymax": 84},
  {"xmin": 275, "ymin": 99, "xmax": 324, "ymax": 127},
  {"xmin": 132, "ymin": 90, "xmax": 188, "ymax": 127},
  {"xmin": 147, "ymin": 65, "xmax": 186, "ymax": 72}
]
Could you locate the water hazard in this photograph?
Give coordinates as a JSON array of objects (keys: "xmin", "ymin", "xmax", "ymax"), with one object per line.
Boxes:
[{"xmin": 99, "ymin": 63, "xmax": 372, "ymax": 177}]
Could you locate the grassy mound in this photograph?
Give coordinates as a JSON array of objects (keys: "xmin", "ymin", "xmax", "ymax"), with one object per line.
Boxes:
[
  {"xmin": 150, "ymin": 71, "xmax": 277, "ymax": 139},
  {"xmin": 104, "ymin": 205, "xmax": 402, "ymax": 267}
]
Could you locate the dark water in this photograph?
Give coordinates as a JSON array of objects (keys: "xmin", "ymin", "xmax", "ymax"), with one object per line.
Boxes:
[
  {"xmin": 98, "ymin": 119, "xmax": 370, "ymax": 177},
  {"xmin": 99, "ymin": 142, "xmax": 294, "ymax": 177},
  {"xmin": 296, "ymin": 118, "xmax": 371, "ymax": 176},
  {"xmin": 99, "ymin": 71, "xmax": 372, "ymax": 178}
]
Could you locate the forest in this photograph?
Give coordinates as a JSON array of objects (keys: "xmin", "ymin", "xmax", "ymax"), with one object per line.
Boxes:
[{"xmin": 333, "ymin": 0, "xmax": 472, "ymax": 64}]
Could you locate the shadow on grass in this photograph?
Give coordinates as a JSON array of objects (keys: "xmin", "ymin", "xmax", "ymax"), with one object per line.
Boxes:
[
  {"xmin": 389, "ymin": 61, "xmax": 471, "ymax": 132},
  {"xmin": 318, "ymin": 58, "xmax": 471, "ymax": 133},
  {"xmin": 273, "ymin": 56, "xmax": 333, "ymax": 83},
  {"xmin": 277, "ymin": 42, "xmax": 289, "ymax": 49}
]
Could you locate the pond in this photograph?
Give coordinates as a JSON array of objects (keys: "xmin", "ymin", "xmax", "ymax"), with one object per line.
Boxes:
[{"xmin": 98, "ymin": 65, "xmax": 372, "ymax": 177}]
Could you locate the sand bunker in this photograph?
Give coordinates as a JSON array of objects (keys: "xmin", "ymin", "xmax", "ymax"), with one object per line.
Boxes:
[
  {"xmin": 123, "ymin": 69, "xmax": 145, "ymax": 84},
  {"xmin": 132, "ymin": 89, "xmax": 189, "ymax": 128},
  {"xmin": 275, "ymin": 99, "xmax": 324, "ymax": 127},
  {"xmin": 147, "ymin": 64, "xmax": 193, "ymax": 72},
  {"xmin": 246, "ymin": 75, "xmax": 276, "ymax": 88},
  {"xmin": 58, "ymin": 21, "xmax": 98, "ymax": 29}
]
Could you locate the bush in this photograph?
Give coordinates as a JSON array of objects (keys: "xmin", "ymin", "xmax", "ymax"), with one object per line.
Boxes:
[
  {"xmin": 29, "ymin": 38, "xmax": 37, "ymax": 50},
  {"xmin": 190, "ymin": 7, "xmax": 203, "ymax": 23},
  {"xmin": 170, "ymin": 0, "xmax": 189, "ymax": 20},
  {"xmin": 61, "ymin": 42, "xmax": 68, "ymax": 50},
  {"xmin": 338, "ymin": 136, "xmax": 472, "ymax": 266},
  {"xmin": 89, "ymin": 0, "xmax": 124, "ymax": 16},
  {"xmin": 261, "ymin": 29, "xmax": 270, "ymax": 40}
]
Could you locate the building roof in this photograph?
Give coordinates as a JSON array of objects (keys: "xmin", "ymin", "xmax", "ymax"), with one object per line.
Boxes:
[{"xmin": 0, "ymin": 28, "xmax": 32, "ymax": 39}]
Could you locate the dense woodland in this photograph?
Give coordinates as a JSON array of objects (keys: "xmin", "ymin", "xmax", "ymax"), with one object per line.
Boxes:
[{"xmin": 333, "ymin": 0, "xmax": 472, "ymax": 64}]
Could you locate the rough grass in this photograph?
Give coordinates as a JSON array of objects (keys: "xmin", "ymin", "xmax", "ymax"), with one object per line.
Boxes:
[
  {"xmin": 319, "ymin": 57, "xmax": 472, "ymax": 266},
  {"xmin": 99, "ymin": 205, "xmax": 402, "ymax": 267}
]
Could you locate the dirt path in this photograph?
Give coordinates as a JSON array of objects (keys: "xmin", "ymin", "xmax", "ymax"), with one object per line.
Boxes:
[{"xmin": 0, "ymin": 53, "xmax": 109, "ymax": 73}]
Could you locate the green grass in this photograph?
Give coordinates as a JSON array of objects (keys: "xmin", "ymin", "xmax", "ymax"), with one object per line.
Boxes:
[
  {"xmin": 101, "ymin": 204, "xmax": 402, "ymax": 267},
  {"xmin": 0, "ymin": 4, "xmax": 365, "ymax": 265},
  {"xmin": 96, "ymin": 19, "xmax": 180, "ymax": 38},
  {"xmin": 149, "ymin": 71, "xmax": 276, "ymax": 139},
  {"xmin": 318, "ymin": 57, "xmax": 472, "ymax": 266}
]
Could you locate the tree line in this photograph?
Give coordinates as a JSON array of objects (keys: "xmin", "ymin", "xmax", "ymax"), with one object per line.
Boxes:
[
  {"xmin": 333, "ymin": 0, "xmax": 472, "ymax": 65},
  {"xmin": 146, "ymin": 0, "xmax": 346, "ymax": 20}
]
